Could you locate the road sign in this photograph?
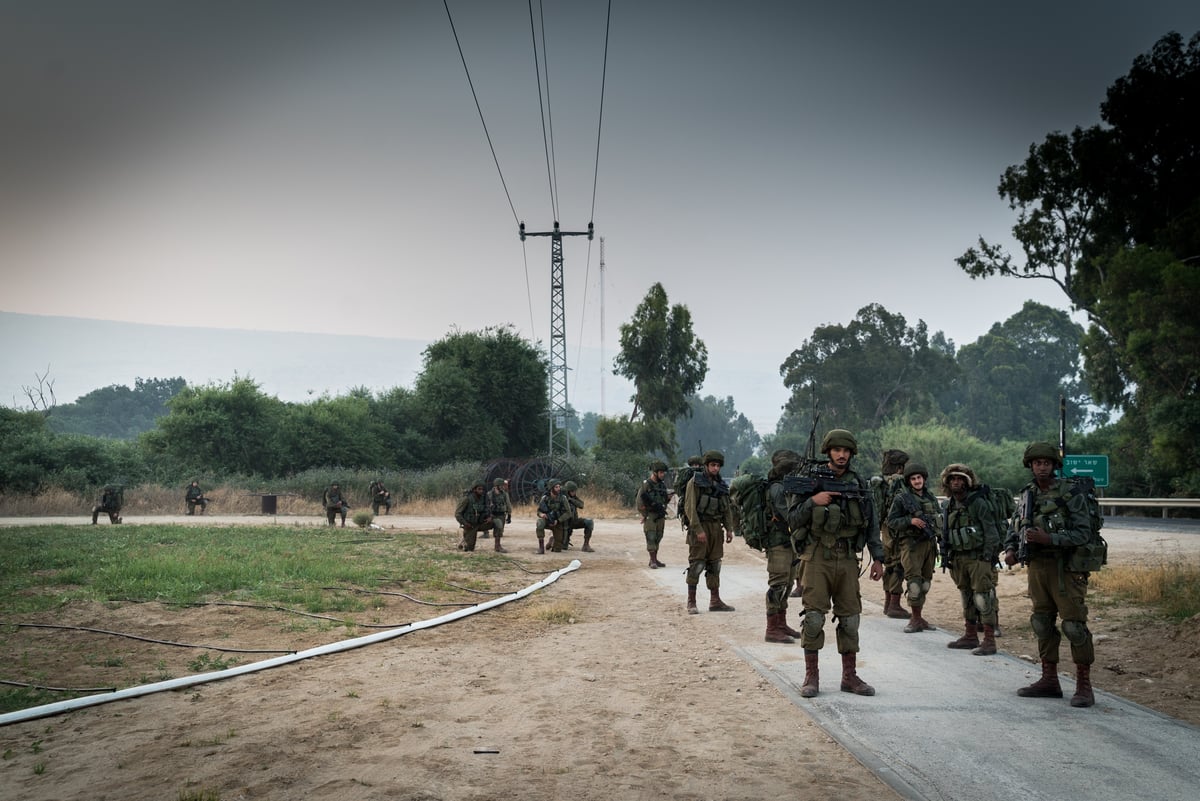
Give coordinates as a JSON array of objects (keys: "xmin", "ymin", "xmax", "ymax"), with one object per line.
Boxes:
[{"xmin": 1062, "ymin": 454, "xmax": 1109, "ymax": 488}]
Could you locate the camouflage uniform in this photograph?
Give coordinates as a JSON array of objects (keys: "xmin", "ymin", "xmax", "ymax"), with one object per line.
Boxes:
[
  {"xmin": 323, "ymin": 484, "xmax": 349, "ymax": 527},
  {"xmin": 940, "ymin": 463, "xmax": 1005, "ymax": 655},
  {"xmin": 764, "ymin": 450, "xmax": 804, "ymax": 643},
  {"xmin": 537, "ymin": 482, "xmax": 574, "ymax": 553},
  {"xmin": 185, "ymin": 482, "xmax": 208, "ymax": 515},
  {"xmin": 564, "ymin": 481, "xmax": 594, "ymax": 552},
  {"xmin": 487, "ymin": 479, "xmax": 511, "ymax": 553},
  {"xmin": 368, "ymin": 480, "xmax": 393, "ymax": 515},
  {"xmin": 92, "ymin": 486, "xmax": 123, "ymax": 525},
  {"xmin": 871, "ymin": 448, "xmax": 910, "ymax": 618}
]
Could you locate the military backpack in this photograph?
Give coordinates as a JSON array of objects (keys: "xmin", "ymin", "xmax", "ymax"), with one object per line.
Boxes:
[
  {"xmin": 1059, "ymin": 476, "xmax": 1108, "ymax": 572},
  {"xmin": 729, "ymin": 472, "xmax": 771, "ymax": 551}
]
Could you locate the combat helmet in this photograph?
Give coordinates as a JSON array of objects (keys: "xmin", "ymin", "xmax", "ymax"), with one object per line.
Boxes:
[
  {"xmin": 686, "ymin": 455, "xmax": 703, "ymax": 467},
  {"xmin": 903, "ymin": 462, "xmax": 929, "ymax": 483},
  {"xmin": 820, "ymin": 429, "xmax": 858, "ymax": 455},
  {"xmin": 649, "ymin": 459, "xmax": 668, "ymax": 472},
  {"xmin": 493, "ymin": 477, "xmax": 507, "ymax": 488},
  {"xmin": 564, "ymin": 481, "xmax": 578, "ymax": 492},
  {"xmin": 1022, "ymin": 442, "xmax": 1062, "ymax": 469},
  {"xmin": 701, "ymin": 449, "xmax": 725, "ymax": 466},
  {"xmin": 939, "ymin": 463, "xmax": 978, "ymax": 494},
  {"xmin": 882, "ymin": 449, "xmax": 909, "ymax": 473},
  {"xmin": 768, "ymin": 449, "xmax": 803, "ymax": 481}
]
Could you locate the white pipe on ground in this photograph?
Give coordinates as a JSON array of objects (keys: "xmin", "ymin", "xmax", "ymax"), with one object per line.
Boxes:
[{"xmin": 0, "ymin": 559, "xmax": 582, "ymax": 727}]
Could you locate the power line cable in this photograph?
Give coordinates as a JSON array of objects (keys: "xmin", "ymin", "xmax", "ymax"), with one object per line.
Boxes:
[
  {"xmin": 443, "ymin": 0, "xmax": 520, "ymax": 226},
  {"xmin": 528, "ymin": 0, "xmax": 559, "ymax": 221},
  {"xmin": 590, "ymin": 0, "xmax": 612, "ymax": 222}
]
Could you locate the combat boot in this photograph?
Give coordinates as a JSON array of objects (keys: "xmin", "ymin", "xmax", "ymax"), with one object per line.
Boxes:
[
  {"xmin": 1070, "ymin": 664, "xmax": 1095, "ymax": 707},
  {"xmin": 800, "ymin": 650, "xmax": 819, "ymax": 698},
  {"xmin": 1017, "ymin": 659, "xmax": 1064, "ymax": 698},
  {"xmin": 882, "ymin": 592, "xmax": 893, "ymax": 615},
  {"xmin": 653, "ymin": 553, "xmax": 667, "ymax": 568},
  {"xmin": 536, "ymin": 537, "xmax": 545, "ymax": 554},
  {"xmin": 582, "ymin": 534, "xmax": 594, "ymax": 552},
  {"xmin": 972, "ymin": 624, "xmax": 997, "ymax": 656},
  {"xmin": 839, "ymin": 652, "xmax": 875, "ymax": 696},
  {"xmin": 648, "ymin": 551, "xmax": 658, "ymax": 568},
  {"xmin": 947, "ymin": 622, "xmax": 980, "ymax": 649},
  {"xmin": 765, "ymin": 613, "xmax": 794, "ymax": 644},
  {"xmin": 493, "ymin": 538, "xmax": 507, "ymax": 554},
  {"xmin": 782, "ymin": 615, "xmax": 802, "ymax": 639},
  {"xmin": 903, "ymin": 604, "xmax": 935, "ymax": 633},
  {"xmin": 790, "ymin": 579, "xmax": 804, "ymax": 598},
  {"xmin": 886, "ymin": 593, "xmax": 910, "ymax": 619},
  {"xmin": 709, "ymin": 590, "xmax": 735, "ymax": 612},
  {"xmin": 686, "ymin": 585, "xmax": 699, "ymax": 615}
]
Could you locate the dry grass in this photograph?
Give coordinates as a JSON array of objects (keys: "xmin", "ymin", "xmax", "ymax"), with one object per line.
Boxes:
[
  {"xmin": 1092, "ymin": 563, "xmax": 1200, "ymax": 620},
  {"xmin": 0, "ymin": 484, "xmax": 637, "ymax": 518}
]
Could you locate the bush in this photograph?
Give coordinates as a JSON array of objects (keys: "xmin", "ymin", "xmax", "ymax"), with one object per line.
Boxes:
[{"xmin": 352, "ymin": 510, "xmax": 374, "ymax": 528}]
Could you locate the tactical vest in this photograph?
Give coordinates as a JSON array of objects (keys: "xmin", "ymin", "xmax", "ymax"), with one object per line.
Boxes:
[
  {"xmin": 691, "ymin": 472, "xmax": 730, "ymax": 521},
  {"xmin": 490, "ymin": 489, "xmax": 511, "ymax": 515},
  {"xmin": 641, "ymin": 478, "xmax": 671, "ymax": 519},
  {"xmin": 461, "ymin": 494, "xmax": 489, "ymax": 525},
  {"xmin": 945, "ymin": 497, "xmax": 985, "ymax": 553}
]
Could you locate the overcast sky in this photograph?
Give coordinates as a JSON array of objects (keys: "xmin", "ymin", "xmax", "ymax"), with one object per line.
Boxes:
[{"xmin": 3, "ymin": 1, "xmax": 1198, "ymax": 433}]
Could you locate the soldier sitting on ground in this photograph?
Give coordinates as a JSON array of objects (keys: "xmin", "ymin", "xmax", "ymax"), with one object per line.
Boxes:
[
  {"xmin": 564, "ymin": 481, "xmax": 595, "ymax": 552},
  {"xmin": 185, "ymin": 481, "xmax": 209, "ymax": 516},
  {"xmin": 368, "ymin": 478, "xmax": 393, "ymax": 515},
  {"xmin": 323, "ymin": 482, "xmax": 350, "ymax": 527},
  {"xmin": 92, "ymin": 485, "xmax": 123, "ymax": 525}
]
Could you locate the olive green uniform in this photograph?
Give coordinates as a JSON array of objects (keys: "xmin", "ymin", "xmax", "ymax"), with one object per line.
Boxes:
[
  {"xmin": 323, "ymin": 486, "xmax": 349, "ymax": 527},
  {"xmin": 765, "ymin": 481, "xmax": 799, "ymax": 616},
  {"xmin": 788, "ymin": 467, "xmax": 882, "ymax": 653},
  {"xmin": 1005, "ymin": 479, "xmax": 1095, "ymax": 666},
  {"xmin": 943, "ymin": 491, "xmax": 1004, "ymax": 628},
  {"xmin": 488, "ymin": 485, "xmax": 511, "ymax": 538},
  {"xmin": 638, "ymin": 475, "xmax": 671, "ymax": 552},
  {"xmin": 684, "ymin": 472, "xmax": 734, "ymax": 591},
  {"xmin": 537, "ymin": 491, "xmax": 574, "ymax": 552},
  {"xmin": 455, "ymin": 490, "xmax": 492, "ymax": 551},
  {"xmin": 873, "ymin": 473, "xmax": 907, "ymax": 596},
  {"xmin": 888, "ymin": 486, "xmax": 942, "ymax": 608}
]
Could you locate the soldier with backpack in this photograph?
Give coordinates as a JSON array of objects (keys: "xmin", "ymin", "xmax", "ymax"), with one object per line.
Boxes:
[
  {"xmin": 683, "ymin": 450, "xmax": 736, "ymax": 614},
  {"xmin": 368, "ymin": 478, "xmax": 393, "ymax": 515},
  {"xmin": 637, "ymin": 461, "xmax": 673, "ymax": 568},
  {"xmin": 940, "ymin": 463, "xmax": 1005, "ymax": 655},
  {"xmin": 784, "ymin": 430, "xmax": 884, "ymax": 697},
  {"xmin": 763, "ymin": 450, "xmax": 805, "ymax": 643},
  {"xmin": 1004, "ymin": 442, "xmax": 1100, "ymax": 708},
  {"xmin": 871, "ymin": 449, "xmax": 911, "ymax": 619},
  {"xmin": 674, "ymin": 454, "xmax": 702, "ymax": 529}
]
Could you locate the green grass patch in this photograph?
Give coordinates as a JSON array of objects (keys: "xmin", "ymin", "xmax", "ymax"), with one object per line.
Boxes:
[{"xmin": 1092, "ymin": 564, "xmax": 1200, "ymax": 621}]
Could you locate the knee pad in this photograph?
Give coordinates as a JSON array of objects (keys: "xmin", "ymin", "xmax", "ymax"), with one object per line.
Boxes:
[
  {"xmin": 802, "ymin": 610, "xmax": 825, "ymax": 639},
  {"xmin": 837, "ymin": 613, "xmax": 861, "ymax": 638},
  {"xmin": 960, "ymin": 589, "xmax": 974, "ymax": 610},
  {"xmin": 1030, "ymin": 612, "xmax": 1057, "ymax": 640},
  {"xmin": 707, "ymin": 559, "xmax": 722, "ymax": 577},
  {"xmin": 687, "ymin": 562, "xmax": 705, "ymax": 582},
  {"xmin": 906, "ymin": 579, "xmax": 923, "ymax": 598},
  {"xmin": 1061, "ymin": 619, "xmax": 1091, "ymax": 646},
  {"xmin": 973, "ymin": 590, "xmax": 996, "ymax": 616}
]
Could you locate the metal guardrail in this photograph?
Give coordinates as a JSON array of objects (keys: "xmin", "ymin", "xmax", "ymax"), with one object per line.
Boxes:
[{"xmin": 1099, "ymin": 497, "xmax": 1200, "ymax": 518}]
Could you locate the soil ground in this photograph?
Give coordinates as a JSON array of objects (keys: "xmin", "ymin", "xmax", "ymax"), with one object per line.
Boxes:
[{"xmin": 1, "ymin": 514, "xmax": 1197, "ymax": 801}]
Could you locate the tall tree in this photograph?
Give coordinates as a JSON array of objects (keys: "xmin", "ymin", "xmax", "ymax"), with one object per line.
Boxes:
[
  {"xmin": 613, "ymin": 283, "xmax": 708, "ymax": 424},
  {"xmin": 47, "ymin": 376, "xmax": 186, "ymax": 439},
  {"xmin": 673, "ymin": 395, "xmax": 762, "ymax": 471},
  {"xmin": 419, "ymin": 326, "xmax": 548, "ymax": 457},
  {"xmin": 779, "ymin": 304, "xmax": 958, "ymax": 434}
]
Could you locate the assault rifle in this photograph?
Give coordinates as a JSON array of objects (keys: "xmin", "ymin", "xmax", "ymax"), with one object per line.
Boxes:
[
  {"xmin": 896, "ymin": 492, "xmax": 938, "ymax": 543},
  {"xmin": 1016, "ymin": 487, "xmax": 1035, "ymax": 564},
  {"xmin": 779, "ymin": 463, "xmax": 871, "ymax": 504}
]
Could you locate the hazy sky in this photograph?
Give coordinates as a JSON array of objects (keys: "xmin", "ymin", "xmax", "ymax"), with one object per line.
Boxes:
[{"xmin": 3, "ymin": 1, "xmax": 1198, "ymax": 433}]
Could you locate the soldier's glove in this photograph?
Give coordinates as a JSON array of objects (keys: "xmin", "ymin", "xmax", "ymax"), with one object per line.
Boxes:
[{"xmin": 506, "ymin": 514, "xmax": 512, "ymax": 524}]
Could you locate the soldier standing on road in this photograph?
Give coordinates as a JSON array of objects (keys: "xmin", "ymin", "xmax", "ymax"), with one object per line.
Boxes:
[
  {"xmin": 683, "ymin": 450, "xmax": 736, "ymax": 615},
  {"xmin": 487, "ymin": 478, "xmax": 512, "ymax": 553},
  {"xmin": 940, "ymin": 463, "xmax": 1004, "ymax": 655},
  {"xmin": 323, "ymin": 482, "xmax": 350, "ymax": 527},
  {"xmin": 764, "ymin": 450, "xmax": 805, "ymax": 643},
  {"xmin": 637, "ymin": 461, "xmax": 672, "ymax": 568},
  {"xmin": 564, "ymin": 481, "xmax": 595, "ymax": 552},
  {"xmin": 537, "ymin": 479, "xmax": 573, "ymax": 553},
  {"xmin": 785, "ymin": 430, "xmax": 884, "ymax": 697},
  {"xmin": 185, "ymin": 481, "xmax": 208, "ymax": 516},
  {"xmin": 455, "ymin": 481, "xmax": 493, "ymax": 552},
  {"xmin": 1004, "ymin": 442, "xmax": 1097, "ymax": 707},
  {"xmin": 888, "ymin": 463, "xmax": 942, "ymax": 634},
  {"xmin": 872, "ymin": 449, "xmax": 911, "ymax": 619}
]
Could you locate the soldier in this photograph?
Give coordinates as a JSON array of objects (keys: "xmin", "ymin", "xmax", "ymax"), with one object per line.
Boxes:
[
  {"xmin": 940, "ymin": 463, "xmax": 1005, "ymax": 655},
  {"xmin": 872, "ymin": 449, "xmax": 911, "ymax": 618},
  {"xmin": 887, "ymin": 463, "xmax": 942, "ymax": 633},
  {"xmin": 537, "ymin": 478, "xmax": 574, "ymax": 553},
  {"xmin": 92, "ymin": 485, "xmax": 123, "ymax": 525},
  {"xmin": 673, "ymin": 454, "xmax": 703, "ymax": 528},
  {"xmin": 785, "ymin": 430, "xmax": 884, "ymax": 697},
  {"xmin": 487, "ymin": 478, "xmax": 512, "ymax": 553},
  {"xmin": 563, "ymin": 481, "xmax": 595, "ymax": 552},
  {"xmin": 637, "ymin": 461, "xmax": 672, "ymax": 568},
  {"xmin": 1004, "ymin": 442, "xmax": 1097, "ymax": 708},
  {"xmin": 323, "ymin": 482, "xmax": 350, "ymax": 527},
  {"xmin": 454, "ymin": 480, "xmax": 492, "ymax": 552},
  {"xmin": 764, "ymin": 450, "xmax": 804, "ymax": 643},
  {"xmin": 185, "ymin": 481, "xmax": 208, "ymax": 516},
  {"xmin": 683, "ymin": 450, "xmax": 736, "ymax": 614},
  {"xmin": 368, "ymin": 478, "xmax": 393, "ymax": 515}
]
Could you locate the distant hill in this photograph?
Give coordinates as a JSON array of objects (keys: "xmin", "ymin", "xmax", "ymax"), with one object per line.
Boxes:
[{"xmin": 0, "ymin": 311, "xmax": 788, "ymax": 435}]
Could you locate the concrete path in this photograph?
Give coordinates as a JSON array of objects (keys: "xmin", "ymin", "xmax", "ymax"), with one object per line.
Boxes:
[{"xmin": 646, "ymin": 554, "xmax": 1200, "ymax": 801}]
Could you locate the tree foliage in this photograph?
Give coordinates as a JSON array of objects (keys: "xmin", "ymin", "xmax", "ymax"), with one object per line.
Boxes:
[
  {"xmin": 957, "ymin": 31, "xmax": 1200, "ymax": 494},
  {"xmin": 779, "ymin": 304, "xmax": 958, "ymax": 434},
  {"xmin": 46, "ymin": 377, "xmax": 186, "ymax": 439},
  {"xmin": 613, "ymin": 283, "xmax": 708, "ymax": 424},
  {"xmin": 673, "ymin": 395, "xmax": 761, "ymax": 471}
]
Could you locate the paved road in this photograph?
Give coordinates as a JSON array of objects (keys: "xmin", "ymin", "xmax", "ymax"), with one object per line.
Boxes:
[{"xmin": 644, "ymin": 524, "xmax": 1200, "ymax": 801}]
